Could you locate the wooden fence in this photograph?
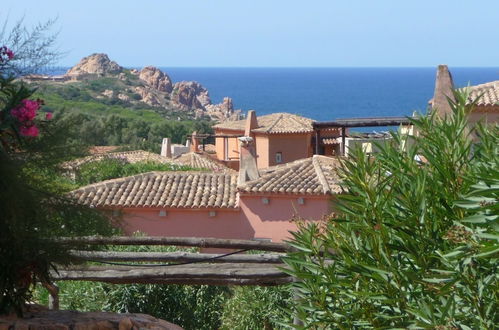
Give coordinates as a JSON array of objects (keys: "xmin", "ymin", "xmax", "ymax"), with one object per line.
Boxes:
[{"xmin": 46, "ymin": 236, "xmax": 296, "ymax": 311}]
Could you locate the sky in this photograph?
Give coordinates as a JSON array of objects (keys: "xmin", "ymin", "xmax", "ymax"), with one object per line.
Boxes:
[{"xmin": 2, "ymin": 0, "xmax": 499, "ymax": 67}]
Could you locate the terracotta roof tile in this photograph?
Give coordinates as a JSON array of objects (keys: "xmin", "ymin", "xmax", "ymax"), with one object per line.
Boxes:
[
  {"xmin": 214, "ymin": 113, "xmax": 314, "ymax": 134},
  {"xmin": 239, "ymin": 155, "xmax": 343, "ymax": 195},
  {"xmin": 174, "ymin": 152, "xmax": 235, "ymax": 172},
  {"xmin": 69, "ymin": 171, "xmax": 239, "ymax": 209},
  {"xmin": 464, "ymin": 81, "xmax": 499, "ymax": 107},
  {"xmin": 88, "ymin": 146, "xmax": 120, "ymax": 154}
]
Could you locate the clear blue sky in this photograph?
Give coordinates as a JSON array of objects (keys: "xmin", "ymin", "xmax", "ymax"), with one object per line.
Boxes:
[{"xmin": 3, "ymin": 0, "xmax": 498, "ymax": 67}]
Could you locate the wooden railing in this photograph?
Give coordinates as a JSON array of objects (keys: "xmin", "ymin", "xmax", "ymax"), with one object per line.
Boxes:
[{"xmin": 46, "ymin": 236, "xmax": 296, "ymax": 310}]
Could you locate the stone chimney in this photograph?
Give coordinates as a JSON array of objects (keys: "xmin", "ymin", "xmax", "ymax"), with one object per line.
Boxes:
[
  {"xmin": 238, "ymin": 110, "xmax": 260, "ymax": 185},
  {"xmin": 160, "ymin": 138, "xmax": 172, "ymax": 158},
  {"xmin": 245, "ymin": 110, "xmax": 258, "ymax": 136},
  {"xmin": 430, "ymin": 65, "xmax": 455, "ymax": 118},
  {"xmin": 190, "ymin": 131, "xmax": 199, "ymax": 153}
]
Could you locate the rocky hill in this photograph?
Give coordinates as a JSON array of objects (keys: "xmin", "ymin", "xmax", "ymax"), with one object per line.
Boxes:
[{"xmin": 25, "ymin": 53, "xmax": 241, "ymax": 122}]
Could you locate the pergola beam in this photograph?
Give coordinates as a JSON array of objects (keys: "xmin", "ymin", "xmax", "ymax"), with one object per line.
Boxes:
[{"xmin": 55, "ymin": 236, "xmax": 293, "ymax": 253}]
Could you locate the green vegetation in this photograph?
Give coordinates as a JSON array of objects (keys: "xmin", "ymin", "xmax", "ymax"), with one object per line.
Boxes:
[
  {"xmin": 1, "ymin": 53, "xmax": 115, "ymax": 315},
  {"xmin": 75, "ymin": 159, "xmax": 196, "ymax": 186},
  {"xmin": 283, "ymin": 90, "xmax": 498, "ymax": 328},
  {"xmin": 47, "ymin": 110, "xmax": 212, "ymax": 153},
  {"xmin": 220, "ymin": 286, "xmax": 293, "ymax": 329},
  {"xmin": 28, "ymin": 76, "xmax": 214, "ymax": 153},
  {"xmin": 33, "ymin": 80, "xmax": 172, "ymax": 121},
  {"xmin": 34, "ymin": 240, "xmax": 293, "ymax": 330},
  {"xmin": 32, "ymin": 75, "xmax": 193, "ymax": 121}
]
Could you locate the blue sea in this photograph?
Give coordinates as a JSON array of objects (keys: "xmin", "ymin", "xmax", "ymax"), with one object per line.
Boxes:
[{"xmin": 51, "ymin": 67, "xmax": 499, "ymax": 122}]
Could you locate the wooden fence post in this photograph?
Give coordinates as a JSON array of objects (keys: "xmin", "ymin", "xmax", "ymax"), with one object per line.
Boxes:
[{"xmin": 43, "ymin": 282, "xmax": 59, "ymax": 310}]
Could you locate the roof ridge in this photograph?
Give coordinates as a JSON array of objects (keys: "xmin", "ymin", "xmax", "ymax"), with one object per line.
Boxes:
[
  {"xmin": 75, "ymin": 171, "xmax": 236, "ymax": 192},
  {"xmin": 287, "ymin": 113, "xmax": 310, "ymax": 129},
  {"xmin": 262, "ymin": 113, "xmax": 284, "ymax": 133},
  {"xmin": 239, "ymin": 157, "xmax": 313, "ymax": 190},
  {"xmin": 312, "ymin": 155, "xmax": 331, "ymax": 194}
]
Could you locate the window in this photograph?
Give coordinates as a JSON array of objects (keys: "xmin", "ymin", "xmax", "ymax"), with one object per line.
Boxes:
[{"xmin": 275, "ymin": 152, "xmax": 282, "ymax": 163}]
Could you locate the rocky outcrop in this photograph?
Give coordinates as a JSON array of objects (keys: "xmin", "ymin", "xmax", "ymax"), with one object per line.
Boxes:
[
  {"xmin": 33, "ymin": 53, "xmax": 243, "ymax": 122},
  {"xmin": 171, "ymin": 81, "xmax": 211, "ymax": 110},
  {"xmin": 134, "ymin": 86, "xmax": 163, "ymax": 107},
  {"xmin": 139, "ymin": 66, "xmax": 173, "ymax": 93},
  {"xmin": 117, "ymin": 93, "xmax": 130, "ymax": 102},
  {"xmin": 66, "ymin": 53, "xmax": 123, "ymax": 77},
  {"xmin": 205, "ymin": 97, "xmax": 241, "ymax": 121},
  {"xmin": 0, "ymin": 306, "xmax": 182, "ymax": 329},
  {"xmin": 102, "ymin": 89, "xmax": 114, "ymax": 98}
]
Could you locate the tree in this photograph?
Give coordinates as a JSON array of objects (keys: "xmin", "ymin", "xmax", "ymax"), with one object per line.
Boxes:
[
  {"xmin": 0, "ymin": 32, "xmax": 113, "ymax": 316},
  {"xmin": 283, "ymin": 90, "xmax": 498, "ymax": 328}
]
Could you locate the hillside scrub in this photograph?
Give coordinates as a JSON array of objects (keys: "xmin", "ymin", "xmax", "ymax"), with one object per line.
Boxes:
[
  {"xmin": 284, "ymin": 89, "xmax": 498, "ymax": 328},
  {"xmin": 48, "ymin": 110, "xmax": 213, "ymax": 152},
  {"xmin": 74, "ymin": 159, "xmax": 197, "ymax": 186}
]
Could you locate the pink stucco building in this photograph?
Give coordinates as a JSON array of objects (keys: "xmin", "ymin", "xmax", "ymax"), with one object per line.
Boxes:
[
  {"xmin": 70, "ymin": 155, "xmax": 342, "ymax": 243},
  {"xmin": 213, "ymin": 112, "xmax": 342, "ymax": 170}
]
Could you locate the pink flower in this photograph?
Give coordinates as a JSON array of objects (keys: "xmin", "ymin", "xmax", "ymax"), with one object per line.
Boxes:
[
  {"xmin": 11, "ymin": 99, "xmax": 41, "ymax": 122},
  {"xmin": 0, "ymin": 46, "xmax": 14, "ymax": 62},
  {"xmin": 19, "ymin": 125, "xmax": 39, "ymax": 137},
  {"xmin": 45, "ymin": 112, "xmax": 53, "ymax": 120},
  {"xmin": 6, "ymin": 49, "xmax": 14, "ymax": 60}
]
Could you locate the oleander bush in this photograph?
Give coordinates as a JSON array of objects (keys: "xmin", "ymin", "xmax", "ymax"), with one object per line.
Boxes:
[
  {"xmin": 221, "ymin": 285, "xmax": 293, "ymax": 330},
  {"xmin": 0, "ymin": 27, "xmax": 115, "ymax": 315},
  {"xmin": 284, "ymin": 89, "xmax": 498, "ymax": 328}
]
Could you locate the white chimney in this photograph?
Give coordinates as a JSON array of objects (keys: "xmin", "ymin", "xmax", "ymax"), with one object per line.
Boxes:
[{"xmin": 161, "ymin": 138, "xmax": 172, "ymax": 158}]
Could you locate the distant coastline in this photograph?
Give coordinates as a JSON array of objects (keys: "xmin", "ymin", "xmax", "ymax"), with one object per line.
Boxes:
[{"xmin": 42, "ymin": 66, "xmax": 499, "ymax": 122}]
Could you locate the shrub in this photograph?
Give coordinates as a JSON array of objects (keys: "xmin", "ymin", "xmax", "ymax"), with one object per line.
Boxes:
[
  {"xmin": 221, "ymin": 286, "xmax": 293, "ymax": 330},
  {"xmin": 283, "ymin": 90, "xmax": 498, "ymax": 328},
  {"xmin": 1, "ymin": 43, "xmax": 113, "ymax": 315}
]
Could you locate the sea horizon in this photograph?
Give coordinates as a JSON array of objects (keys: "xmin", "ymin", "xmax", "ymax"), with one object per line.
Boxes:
[{"xmin": 44, "ymin": 66, "xmax": 499, "ymax": 125}]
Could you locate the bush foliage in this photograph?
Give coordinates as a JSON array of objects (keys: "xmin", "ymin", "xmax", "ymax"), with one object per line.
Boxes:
[{"xmin": 283, "ymin": 90, "xmax": 498, "ymax": 328}]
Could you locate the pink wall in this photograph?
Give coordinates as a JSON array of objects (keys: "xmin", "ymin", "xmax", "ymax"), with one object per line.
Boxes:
[
  {"xmin": 215, "ymin": 130, "xmax": 315, "ymax": 169},
  {"xmin": 267, "ymin": 133, "xmax": 312, "ymax": 167},
  {"xmin": 118, "ymin": 194, "xmax": 333, "ymax": 243},
  {"xmin": 239, "ymin": 194, "xmax": 332, "ymax": 242},
  {"xmin": 469, "ymin": 109, "xmax": 499, "ymax": 127},
  {"xmin": 215, "ymin": 129, "xmax": 241, "ymax": 161},
  {"xmin": 255, "ymin": 134, "xmax": 269, "ymax": 169}
]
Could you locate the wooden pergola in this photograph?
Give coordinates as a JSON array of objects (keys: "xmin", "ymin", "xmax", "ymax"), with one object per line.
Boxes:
[{"xmin": 313, "ymin": 116, "xmax": 413, "ymax": 155}]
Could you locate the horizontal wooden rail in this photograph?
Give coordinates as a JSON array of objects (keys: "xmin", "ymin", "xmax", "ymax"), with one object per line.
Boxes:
[
  {"xmin": 70, "ymin": 250, "xmax": 284, "ymax": 264},
  {"xmin": 52, "ymin": 263, "xmax": 292, "ymax": 286},
  {"xmin": 56, "ymin": 236, "xmax": 293, "ymax": 253}
]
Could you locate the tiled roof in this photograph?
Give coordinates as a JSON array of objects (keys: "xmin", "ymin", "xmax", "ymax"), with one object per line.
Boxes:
[
  {"xmin": 88, "ymin": 146, "xmax": 120, "ymax": 155},
  {"xmin": 239, "ymin": 155, "xmax": 343, "ymax": 195},
  {"xmin": 322, "ymin": 138, "xmax": 340, "ymax": 145},
  {"xmin": 173, "ymin": 152, "xmax": 234, "ymax": 172},
  {"xmin": 69, "ymin": 171, "xmax": 239, "ymax": 209},
  {"xmin": 214, "ymin": 113, "xmax": 314, "ymax": 134},
  {"xmin": 464, "ymin": 81, "xmax": 499, "ymax": 107},
  {"xmin": 64, "ymin": 150, "xmax": 173, "ymax": 169}
]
